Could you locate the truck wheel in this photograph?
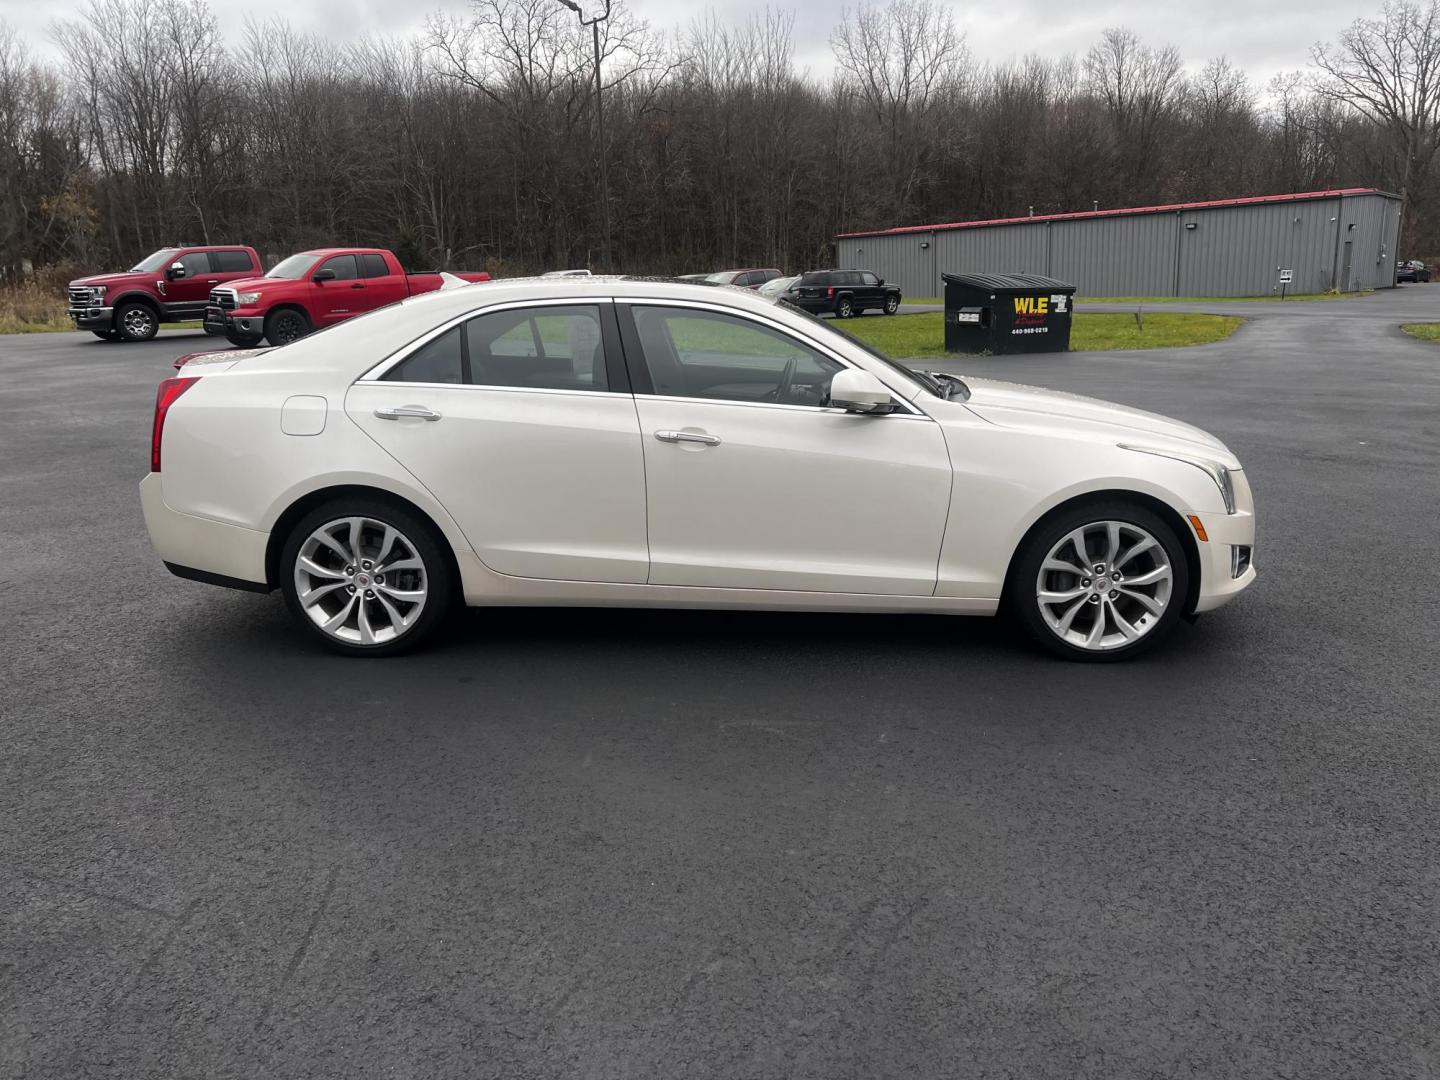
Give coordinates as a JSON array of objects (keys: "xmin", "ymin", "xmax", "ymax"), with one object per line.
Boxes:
[
  {"xmin": 883, "ymin": 295, "xmax": 900, "ymax": 315},
  {"xmin": 91, "ymin": 330, "xmax": 119, "ymax": 341},
  {"xmin": 835, "ymin": 296, "xmax": 853, "ymax": 318},
  {"xmin": 264, "ymin": 308, "xmax": 310, "ymax": 347},
  {"xmin": 225, "ymin": 331, "xmax": 264, "ymax": 349},
  {"xmin": 115, "ymin": 302, "xmax": 159, "ymax": 342}
]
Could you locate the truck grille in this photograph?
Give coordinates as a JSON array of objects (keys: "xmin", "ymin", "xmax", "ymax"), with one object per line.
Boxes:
[
  {"xmin": 210, "ymin": 288, "xmax": 236, "ymax": 310},
  {"xmin": 68, "ymin": 287, "xmax": 99, "ymax": 307}
]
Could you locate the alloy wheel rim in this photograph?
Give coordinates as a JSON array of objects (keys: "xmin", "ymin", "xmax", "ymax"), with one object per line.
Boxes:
[
  {"xmin": 124, "ymin": 308, "xmax": 154, "ymax": 336},
  {"xmin": 294, "ymin": 516, "xmax": 428, "ymax": 646},
  {"xmin": 1035, "ymin": 520, "xmax": 1173, "ymax": 651},
  {"xmin": 274, "ymin": 315, "xmax": 303, "ymax": 343}
]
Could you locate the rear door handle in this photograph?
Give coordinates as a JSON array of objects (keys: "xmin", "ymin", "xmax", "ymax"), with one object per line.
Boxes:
[
  {"xmin": 374, "ymin": 405, "xmax": 441, "ymax": 421},
  {"xmin": 351, "ymin": 283, "xmax": 365, "ymax": 289},
  {"xmin": 655, "ymin": 429, "xmax": 720, "ymax": 446}
]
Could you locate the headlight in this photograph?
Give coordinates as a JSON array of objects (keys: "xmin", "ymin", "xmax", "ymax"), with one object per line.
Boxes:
[
  {"xmin": 236, "ymin": 292, "xmax": 262, "ymax": 305},
  {"xmin": 88, "ymin": 286, "xmax": 106, "ymax": 304},
  {"xmin": 1119, "ymin": 444, "xmax": 1238, "ymax": 514}
]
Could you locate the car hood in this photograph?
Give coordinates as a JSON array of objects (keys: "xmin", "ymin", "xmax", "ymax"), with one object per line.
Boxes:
[
  {"xmin": 211, "ymin": 276, "xmax": 275, "ymax": 293},
  {"xmin": 958, "ymin": 376, "xmax": 1236, "ymax": 462},
  {"xmin": 70, "ymin": 270, "xmax": 155, "ymax": 289}
]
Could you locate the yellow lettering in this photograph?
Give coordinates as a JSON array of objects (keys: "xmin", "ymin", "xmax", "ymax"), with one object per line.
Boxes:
[
  {"xmin": 1037, "ymin": 297, "xmax": 1049, "ymax": 315},
  {"xmin": 1013, "ymin": 297, "xmax": 1029, "ymax": 314}
]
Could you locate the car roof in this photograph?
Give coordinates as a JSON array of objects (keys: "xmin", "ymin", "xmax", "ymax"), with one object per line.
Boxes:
[{"xmin": 294, "ymin": 248, "xmax": 391, "ymax": 258}]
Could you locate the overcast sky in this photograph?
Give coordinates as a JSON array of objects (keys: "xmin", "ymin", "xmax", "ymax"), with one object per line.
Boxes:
[{"xmin": 0, "ymin": 0, "xmax": 1373, "ymax": 87}]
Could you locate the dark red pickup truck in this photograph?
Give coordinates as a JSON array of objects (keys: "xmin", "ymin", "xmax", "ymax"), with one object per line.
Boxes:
[
  {"xmin": 68, "ymin": 245, "xmax": 264, "ymax": 342},
  {"xmin": 205, "ymin": 248, "xmax": 491, "ymax": 347}
]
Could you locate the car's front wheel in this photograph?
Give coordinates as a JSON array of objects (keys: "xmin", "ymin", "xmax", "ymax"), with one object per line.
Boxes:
[
  {"xmin": 883, "ymin": 295, "xmax": 900, "ymax": 315},
  {"xmin": 1009, "ymin": 501, "xmax": 1189, "ymax": 661},
  {"xmin": 264, "ymin": 307, "xmax": 311, "ymax": 347},
  {"xmin": 280, "ymin": 500, "xmax": 454, "ymax": 657},
  {"xmin": 115, "ymin": 302, "xmax": 159, "ymax": 342}
]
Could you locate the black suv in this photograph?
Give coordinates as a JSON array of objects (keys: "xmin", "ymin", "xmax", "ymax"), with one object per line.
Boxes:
[
  {"xmin": 785, "ymin": 269, "xmax": 902, "ymax": 317},
  {"xmin": 1396, "ymin": 260, "xmax": 1431, "ymax": 283}
]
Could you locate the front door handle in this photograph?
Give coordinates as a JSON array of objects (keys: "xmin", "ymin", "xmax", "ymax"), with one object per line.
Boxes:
[
  {"xmin": 374, "ymin": 405, "xmax": 441, "ymax": 422},
  {"xmin": 350, "ymin": 283, "xmax": 365, "ymax": 289},
  {"xmin": 655, "ymin": 429, "xmax": 720, "ymax": 446}
]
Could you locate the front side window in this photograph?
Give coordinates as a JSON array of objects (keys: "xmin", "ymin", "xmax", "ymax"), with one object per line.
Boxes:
[
  {"xmin": 861, "ymin": 272, "xmax": 879, "ymax": 285},
  {"xmin": 629, "ymin": 306, "xmax": 843, "ymax": 407},
  {"xmin": 319, "ymin": 255, "xmax": 359, "ymax": 281},
  {"xmin": 175, "ymin": 251, "xmax": 211, "ymax": 275}
]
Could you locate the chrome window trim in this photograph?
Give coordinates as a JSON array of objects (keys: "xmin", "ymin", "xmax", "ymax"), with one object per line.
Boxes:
[
  {"xmin": 615, "ymin": 297, "xmax": 925, "ymax": 416},
  {"xmin": 358, "ymin": 296, "xmax": 618, "ymax": 387},
  {"xmin": 637, "ymin": 393, "xmax": 930, "ymax": 420}
]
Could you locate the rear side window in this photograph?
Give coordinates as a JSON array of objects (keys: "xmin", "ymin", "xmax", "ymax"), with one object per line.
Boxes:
[
  {"xmin": 360, "ymin": 253, "xmax": 389, "ymax": 278},
  {"xmin": 382, "ymin": 327, "xmax": 463, "ymax": 384},
  {"xmin": 318, "ymin": 255, "xmax": 358, "ymax": 280},
  {"xmin": 212, "ymin": 250, "xmax": 255, "ymax": 273},
  {"xmin": 798, "ymin": 272, "xmax": 831, "ymax": 286},
  {"xmin": 466, "ymin": 305, "xmax": 607, "ymax": 391}
]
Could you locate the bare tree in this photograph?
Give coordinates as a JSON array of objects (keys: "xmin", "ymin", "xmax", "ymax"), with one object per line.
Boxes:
[{"xmin": 1312, "ymin": 0, "xmax": 1440, "ymax": 245}]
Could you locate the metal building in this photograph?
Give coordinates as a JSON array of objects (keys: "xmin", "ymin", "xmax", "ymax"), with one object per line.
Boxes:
[{"xmin": 834, "ymin": 189, "xmax": 1403, "ymax": 299}]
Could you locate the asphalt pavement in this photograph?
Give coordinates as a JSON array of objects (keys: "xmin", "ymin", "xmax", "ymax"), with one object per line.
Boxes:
[{"xmin": 3, "ymin": 289, "xmax": 1438, "ymax": 1079}]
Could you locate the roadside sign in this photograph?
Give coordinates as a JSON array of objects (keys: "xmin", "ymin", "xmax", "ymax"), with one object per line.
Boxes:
[{"xmin": 1279, "ymin": 269, "xmax": 1293, "ymax": 284}]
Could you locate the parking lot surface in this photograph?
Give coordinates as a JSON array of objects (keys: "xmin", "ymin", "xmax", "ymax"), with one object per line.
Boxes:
[{"xmin": 3, "ymin": 289, "xmax": 1438, "ymax": 1079}]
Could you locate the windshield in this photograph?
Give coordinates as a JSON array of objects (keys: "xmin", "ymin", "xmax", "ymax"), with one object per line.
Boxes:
[
  {"xmin": 129, "ymin": 248, "xmax": 180, "ymax": 273},
  {"xmin": 266, "ymin": 252, "xmax": 321, "ymax": 279},
  {"xmin": 704, "ymin": 272, "xmax": 738, "ymax": 284},
  {"xmin": 776, "ymin": 299, "xmax": 943, "ymax": 397}
]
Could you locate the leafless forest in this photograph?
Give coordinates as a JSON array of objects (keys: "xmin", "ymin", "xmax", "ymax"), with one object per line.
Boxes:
[{"xmin": 2, "ymin": 0, "xmax": 1439, "ymax": 277}]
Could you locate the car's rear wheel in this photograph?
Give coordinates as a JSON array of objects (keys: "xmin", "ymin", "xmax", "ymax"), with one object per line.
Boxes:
[
  {"xmin": 883, "ymin": 295, "xmax": 900, "ymax": 315},
  {"xmin": 264, "ymin": 307, "xmax": 311, "ymax": 347},
  {"xmin": 280, "ymin": 500, "xmax": 453, "ymax": 657},
  {"xmin": 835, "ymin": 296, "xmax": 853, "ymax": 318},
  {"xmin": 1009, "ymin": 501, "xmax": 1189, "ymax": 661},
  {"xmin": 115, "ymin": 302, "xmax": 159, "ymax": 342}
]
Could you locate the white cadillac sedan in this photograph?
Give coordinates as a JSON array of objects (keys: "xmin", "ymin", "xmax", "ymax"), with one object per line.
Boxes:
[{"xmin": 141, "ymin": 277, "xmax": 1255, "ymax": 661}]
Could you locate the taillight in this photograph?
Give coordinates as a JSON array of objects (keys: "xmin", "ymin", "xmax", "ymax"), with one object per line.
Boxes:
[
  {"xmin": 151, "ymin": 377, "xmax": 197, "ymax": 472},
  {"xmin": 827, "ymin": 286, "xmax": 835, "ymax": 297}
]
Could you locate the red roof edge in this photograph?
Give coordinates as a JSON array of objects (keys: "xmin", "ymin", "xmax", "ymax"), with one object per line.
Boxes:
[{"xmin": 835, "ymin": 189, "xmax": 1396, "ymax": 240}]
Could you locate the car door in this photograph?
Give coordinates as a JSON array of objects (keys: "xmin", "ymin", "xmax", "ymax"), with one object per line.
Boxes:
[
  {"xmin": 313, "ymin": 254, "xmax": 363, "ymax": 325},
  {"xmin": 618, "ymin": 301, "xmax": 952, "ymax": 595},
  {"xmin": 211, "ymin": 249, "xmax": 258, "ymax": 287},
  {"xmin": 164, "ymin": 251, "xmax": 218, "ymax": 317},
  {"xmin": 859, "ymin": 271, "xmax": 885, "ymax": 307},
  {"xmin": 346, "ymin": 300, "xmax": 649, "ymax": 584},
  {"xmin": 358, "ymin": 252, "xmax": 409, "ymax": 310}
]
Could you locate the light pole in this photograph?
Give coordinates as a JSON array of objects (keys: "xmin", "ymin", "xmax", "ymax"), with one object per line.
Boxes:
[{"xmin": 557, "ymin": 0, "xmax": 612, "ymax": 273}]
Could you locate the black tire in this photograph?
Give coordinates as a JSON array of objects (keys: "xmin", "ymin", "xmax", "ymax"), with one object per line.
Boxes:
[
  {"xmin": 203, "ymin": 323, "xmax": 225, "ymax": 336},
  {"xmin": 225, "ymin": 331, "xmax": 264, "ymax": 349},
  {"xmin": 91, "ymin": 330, "xmax": 119, "ymax": 341},
  {"xmin": 279, "ymin": 497, "xmax": 455, "ymax": 658},
  {"xmin": 264, "ymin": 307, "xmax": 311, "ymax": 347},
  {"xmin": 883, "ymin": 294, "xmax": 900, "ymax": 315},
  {"xmin": 1007, "ymin": 499, "xmax": 1190, "ymax": 662},
  {"xmin": 115, "ymin": 302, "xmax": 159, "ymax": 342},
  {"xmin": 835, "ymin": 296, "xmax": 854, "ymax": 318}
]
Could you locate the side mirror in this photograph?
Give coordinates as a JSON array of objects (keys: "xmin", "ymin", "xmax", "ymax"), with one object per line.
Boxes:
[
  {"xmin": 878, "ymin": 278, "xmax": 885, "ymax": 285},
  {"xmin": 313, "ymin": 268, "xmax": 336, "ymax": 282},
  {"xmin": 829, "ymin": 369, "xmax": 896, "ymax": 414},
  {"xmin": 167, "ymin": 264, "xmax": 187, "ymax": 279}
]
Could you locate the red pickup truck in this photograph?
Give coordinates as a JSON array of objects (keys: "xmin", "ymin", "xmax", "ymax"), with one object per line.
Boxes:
[
  {"xmin": 68, "ymin": 245, "xmax": 264, "ymax": 342},
  {"xmin": 205, "ymin": 248, "xmax": 491, "ymax": 347}
]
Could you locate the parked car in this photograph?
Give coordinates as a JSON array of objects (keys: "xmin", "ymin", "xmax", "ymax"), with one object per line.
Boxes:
[
  {"xmin": 1396, "ymin": 260, "xmax": 1431, "ymax": 283},
  {"xmin": 758, "ymin": 274, "xmax": 799, "ymax": 298},
  {"xmin": 143, "ymin": 277, "xmax": 1255, "ymax": 661},
  {"xmin": 67, "ymin": 245, "xmax": 263, "ymax": 342},
  {"xmin": 705, "ymin": 268, "xmax": 784, "ymax": 288},
  {"xmin": 204, "ymin": 248, "xmax": 491, "ymax": 347},
  {"xmin": 788, "ymin": 269, "xmax": 901, "ymax": 317}
]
